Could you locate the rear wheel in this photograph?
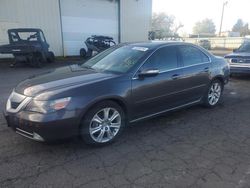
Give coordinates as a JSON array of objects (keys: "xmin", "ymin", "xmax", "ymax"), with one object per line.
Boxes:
[
  {"xmin": 203, "ymin": 79, "xmax": 223, "ymax": 107},
  {"xmin": 80, "ymin": 48, "xmax": 87, "ymax": 58},
  {"xmin": 47, "ymin": 51, "xmax": 55, "ymax": 63},
  {"xmin": 80, "ymin": 101, "xmax": 125, "ymax": 146},
  {"xmin": 30, "ymin": 53, "xmax": 44, "ymax": 68}
]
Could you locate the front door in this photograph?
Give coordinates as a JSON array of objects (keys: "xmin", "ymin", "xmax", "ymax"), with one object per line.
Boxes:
[{"xmin": 131, "ymin": 46, "xmax": 185, "ymax": 120}]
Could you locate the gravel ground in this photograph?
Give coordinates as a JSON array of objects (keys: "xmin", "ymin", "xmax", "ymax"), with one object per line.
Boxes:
[{"xmin": 1, "ymin": 60, "xmax": 250, "ymax": 188}]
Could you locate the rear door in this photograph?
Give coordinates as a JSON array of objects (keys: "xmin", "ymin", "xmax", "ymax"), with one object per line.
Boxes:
[
  {"xmin": 177, "ymin": 45, "xmax": 211, "ymax": 102},
  {"xmin": 131, "ymin": 46, "xmax": 186, "ymax": 120}
]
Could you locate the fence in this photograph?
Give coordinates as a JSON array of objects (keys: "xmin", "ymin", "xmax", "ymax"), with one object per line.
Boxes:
[{"xmin": 184, "ymin": 37, "xmax": 250, "ymax": 50}]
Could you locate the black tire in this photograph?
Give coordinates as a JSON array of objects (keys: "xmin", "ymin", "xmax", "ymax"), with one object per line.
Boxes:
[
  {"xmin": 203, "ymin": 79, "xmax": 224, "ymax": 108},
  {"xmin": 80, "ymin": 48, "xmax": 87, "ymax": 58},
  {"xmin": 86, "ymin": 49, "xmax": 93, "ymax": 58},
  {"xmin": 80, "ymin": 101, "xmax": 126, "ymax": 146},
  {"xmin": 47, "ymin": 51, "xmax": 55, "ymax": 63},
  {"xmin": 30, "ymin": 53, "xmax": 44, "ymax": 68}
]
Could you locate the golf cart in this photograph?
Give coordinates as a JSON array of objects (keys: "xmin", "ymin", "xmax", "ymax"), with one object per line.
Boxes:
[
  {"xmin": 0, "ymin": 28, "xmax": 55, "ymax": 67},
  {"xmin": 80, "ymin": 35, "xmax": 116, "ymax": 58}
]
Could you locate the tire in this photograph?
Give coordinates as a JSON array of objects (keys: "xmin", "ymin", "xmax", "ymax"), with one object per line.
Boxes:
[
  {"xmin": 80, "ymin": 101, "xmax": 126, "ymax": 146},
  {"xmin": 203, "ymin": 79, "xmax": 224, "ymax": 107},
  {"xmin": 47, "ymin": 51, "xmax": 55, "ymax": 63},
  {"xmin": 30, "ymin": 53, "xmax": 44, "ymax": 68},
  {"xmin": 86, "ymin": 49, "xmax": 93, "ymax": 58},
  {"xmin": 80, "ymin": 48, "xmax": 87, "ymax": 58}
]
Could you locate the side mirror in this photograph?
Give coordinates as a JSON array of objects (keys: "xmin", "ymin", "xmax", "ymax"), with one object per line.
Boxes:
[{"xmin": 138, "ymin": 69, "xmax": 159, "ymax": 78}]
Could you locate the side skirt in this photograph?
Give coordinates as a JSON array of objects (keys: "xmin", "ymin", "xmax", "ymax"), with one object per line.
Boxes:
[{"xmin": 129, "ymin": 99, "xmax": 201, "ymax": 123}]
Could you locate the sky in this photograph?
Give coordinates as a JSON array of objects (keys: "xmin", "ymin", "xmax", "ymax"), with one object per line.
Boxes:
[{"xmin": 153, "ymin": 0, "xmax": 250, "ymax": 35}]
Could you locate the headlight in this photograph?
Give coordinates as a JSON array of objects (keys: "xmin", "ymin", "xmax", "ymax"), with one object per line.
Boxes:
[
  {"xmin": 25, "ymin": 97, "xmax": 71, "ymax": 113},
  {"xmin": 226, "ymin": 58, "xmax": 232, "ymax": 64}
]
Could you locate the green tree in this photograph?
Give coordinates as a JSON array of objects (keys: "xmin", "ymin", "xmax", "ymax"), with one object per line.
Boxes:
[
  {"xmin": 232, "ymin": 19, "xmax": 250, "ymax": 36},
  {"xmin": 151, "ymin": 12, "xmax": 183, "ymax": 39},
  {"xmin": 193, "ymin": 19, "xmax": 216, "ymax": 35}
]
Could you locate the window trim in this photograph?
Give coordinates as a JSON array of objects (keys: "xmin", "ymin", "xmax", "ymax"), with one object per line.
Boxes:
[
  {"xmin": 178, "ymin": 45, "xmax": 211, "ymax": 68},
  {"xmin": 132, "ymin": 43, "xmax": 212, "ymax": 80},
  {"xmin": 132, "ymin": 44, "xmax": 181, "ymax": 79}
]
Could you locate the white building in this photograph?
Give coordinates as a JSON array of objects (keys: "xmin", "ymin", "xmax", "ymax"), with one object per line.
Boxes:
[{"xmin": 0, "ymin": 0, "xmax": 152, "ymax": 57}]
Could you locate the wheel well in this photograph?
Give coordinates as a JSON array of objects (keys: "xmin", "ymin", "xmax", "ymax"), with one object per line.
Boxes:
[
  {"xmin": 212, "ymin": 76, "xmax": 224, "ymax": 85},
  {"xmin": 79, "ymin": 98, "xmax": 128, "ymax": 128}
]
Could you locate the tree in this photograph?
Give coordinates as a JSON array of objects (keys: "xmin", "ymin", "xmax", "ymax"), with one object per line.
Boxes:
[
  {"xmin": 232, "ymin": 19, "xmax": 250, "ymax": 36},
  {"xmin": 193, "ymin": 19, "xmax": 216, "ymax": 35},
  {"xmin": 151, "ymin": 12, "xmax": 183, "ymax": 39}
]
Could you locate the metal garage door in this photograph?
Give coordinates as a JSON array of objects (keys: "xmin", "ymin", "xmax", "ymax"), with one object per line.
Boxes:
[{"xmin": 60, "ymin": 0, "xmax": 119, "ymax": 56}]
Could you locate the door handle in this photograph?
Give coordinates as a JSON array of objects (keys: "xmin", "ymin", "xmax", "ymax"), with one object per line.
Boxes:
[
  {"xmin": 171, "ymin": 74, "xmax": 180, "ymax": 80},
  {"xmin": 203, "ymin": 67, "xmax": 209, "ymax": 73}
]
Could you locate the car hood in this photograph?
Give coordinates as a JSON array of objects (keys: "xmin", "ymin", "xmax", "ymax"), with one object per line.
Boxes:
[
  {"xmin": 15, "ymin": 64, "xmax": 116, "ymax": 97},
  {"xmin": 225, "ymin": 52, "xmax": 250, "ymax": 59}
]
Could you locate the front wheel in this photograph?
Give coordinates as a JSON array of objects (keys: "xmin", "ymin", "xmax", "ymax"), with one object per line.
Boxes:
[
  {"xmin": 80, "ymin": 101, "xmax": 125, "ymax": 146},
  {"xmin": 203, "ymin": 80, "xmax": 223, "ymax": 107}
]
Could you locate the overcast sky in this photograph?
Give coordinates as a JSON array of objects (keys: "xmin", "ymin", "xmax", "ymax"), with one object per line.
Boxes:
[{"xmin": 153, "ymin": 0, "xmax": 250, "ymax": 35}]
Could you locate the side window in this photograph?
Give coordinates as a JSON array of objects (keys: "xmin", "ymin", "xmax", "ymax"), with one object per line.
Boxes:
[
  {"xmin": 179, "ymin": 46, "xmax": 209, "ymax": 67},
  {"xmin": 141, "ymin": 46, "xmax": 178, "ymax": 72},
  {"xmin": 40, "ymin": 32, "xmax": 46, "ymax": 42}
]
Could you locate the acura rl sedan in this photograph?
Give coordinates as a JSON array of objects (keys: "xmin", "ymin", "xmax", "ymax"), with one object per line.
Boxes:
[{"xmin": 4, "ymin": 42, "xmax": 230, "ymax": 145}]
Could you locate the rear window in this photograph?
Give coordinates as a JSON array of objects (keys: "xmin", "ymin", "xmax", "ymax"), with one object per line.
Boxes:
[{"xmin": 10, "ymin": 31, "xmax": 39, "ymax": 42}]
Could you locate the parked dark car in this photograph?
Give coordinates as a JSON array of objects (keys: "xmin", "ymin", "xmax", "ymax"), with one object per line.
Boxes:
[
  {"xmin": 198, "ymin": 39, "xmax": 211, "ymax": 50},
  {"xmin": 224, "ymin": 41, "xmax": 250, "ymax": 74},
  {"xmin": 4, "ymin": 42, "xmax": 230, "ymax": 146},
  {"xmin": 0, "ymin": 28, "xmax": 55, "ymax": 67}
]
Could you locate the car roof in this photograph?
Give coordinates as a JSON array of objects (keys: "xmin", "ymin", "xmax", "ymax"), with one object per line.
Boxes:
[
  {"xmin": 8, "ymin": 28, "xmax": 43, "ymax": 33},
  {"xmin": 124, "ymin": 41, "xmax": 196, "ymax": 50},
  {"xmin": 121, "ymin": 41, "xmax": 214, "ymax": 58}
]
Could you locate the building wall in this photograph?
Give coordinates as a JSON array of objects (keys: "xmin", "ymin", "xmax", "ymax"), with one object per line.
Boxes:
[
  {"xmin": 60, "ymin": 0, "xmax": 119, "ymax": 56},
  {"xmin": 0, "ymin": 0, "xmax": 152, "ymax": 58},
  {"xmin": 120, "ymin": 0, "xmax": 152, "ymax": 42},
  {"xmin": 0, "ymin": 0, "xmax": 63, "ymax": 57}
]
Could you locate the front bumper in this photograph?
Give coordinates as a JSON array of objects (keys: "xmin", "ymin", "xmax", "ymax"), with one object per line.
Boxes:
[
  {"xmin": 4, "ymin": 91, "xmax": 81, "ymax": 141},
  {"xmin": 230, "ymin": 64, "xmax": 250, "ymax": 74},
  {"xmin": 4, "ymin": 110, "xmax": 80, "ymax": 142}
]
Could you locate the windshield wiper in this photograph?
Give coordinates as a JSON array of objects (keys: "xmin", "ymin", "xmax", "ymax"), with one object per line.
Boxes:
[{"xmin": 82, "ymin": 65, "xmax": 95, "ymax": 71}]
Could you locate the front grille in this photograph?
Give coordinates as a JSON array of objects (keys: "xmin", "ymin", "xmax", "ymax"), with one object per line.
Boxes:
[
  {"xmin": 6, "ymin": 91, "xmax": 31, "ymax": 113},
  {"xmin": 8, "ymin": 92, "xmax": 26, "ymax": 110},
  {"xmin": 231, "ymin": 58, "xmax": 250, "ymax": 63},
  {"xmin": 11, "ymin": 101, "xmax": 20, "ymax": 109}
]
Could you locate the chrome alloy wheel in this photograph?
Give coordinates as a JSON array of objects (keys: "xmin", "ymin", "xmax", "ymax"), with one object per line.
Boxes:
[
  {"xmin": 89, "ymin": 108, "xmax": 121, "ymax": 143},
  {"xmin": 208, "ymin": 82, "xmax": 222, "ymax": 106}
]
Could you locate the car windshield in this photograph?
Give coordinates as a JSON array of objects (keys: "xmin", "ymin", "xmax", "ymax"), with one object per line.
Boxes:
[
  {"xmin": 81, "ymin": 45, "xmax": 149, "ymax": 74},
  {"xmin": 237, "ymin": 42, "xmax": 250, "ymax": 52}
]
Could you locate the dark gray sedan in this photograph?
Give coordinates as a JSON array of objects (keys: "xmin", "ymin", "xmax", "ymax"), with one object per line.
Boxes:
[{"xmin": 4, "ymin": 42, "xmax": 230, "ymax": 145}]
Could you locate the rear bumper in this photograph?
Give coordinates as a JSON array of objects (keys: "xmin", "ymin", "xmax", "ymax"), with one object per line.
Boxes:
[
  {"xmin": 0, "ymin": 44, "xmax": 36, "ymax": 54},
  {"xmin": 4, "ymin": 110, "xmax": 80, "ymax": 142}
]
